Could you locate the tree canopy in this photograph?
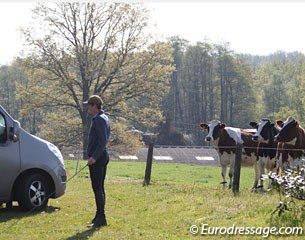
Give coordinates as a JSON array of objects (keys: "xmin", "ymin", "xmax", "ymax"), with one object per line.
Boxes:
[{"xmin": 15, "ymin": 2, "xmax": 174, "ymax": 155}]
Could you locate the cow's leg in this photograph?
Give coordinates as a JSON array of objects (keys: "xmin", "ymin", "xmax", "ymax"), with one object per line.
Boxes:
[
  {"xmin": 252, "ymin": 159, "xmax": 259, "ymax": 191},
  {"xmin": 221, "ymin": 165, "xmax": 227, "ymax": 189},
  {"xmin": 228, "ymin": 156, "xmax": 235, "ymax": 189},
  {"xmin": 252, "ymin": 160, "xmax": 261, "ymax": 191},
  {"xmin": 219, "ymin": 154, "xmax": 229, "ymax": 189},
  {"xmin": 266, "ymin": 158, "xmax": 276, "ymax": 190},
  {"xmin": 258, "ymin": 157, "xmax": 266, "ymax": 190},
  {"xmin": 276, "ymin": 153, "xmax": 283, "ymax": 175}
]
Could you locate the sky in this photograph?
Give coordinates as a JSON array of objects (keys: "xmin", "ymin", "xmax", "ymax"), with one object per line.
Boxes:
[{"xmin": 1, "ymin": 1, "xmax": 305, "ymax": 65}]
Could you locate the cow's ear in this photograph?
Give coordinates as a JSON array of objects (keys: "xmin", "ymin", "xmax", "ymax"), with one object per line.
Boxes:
[
  {"xmin": 294, "ymin": 121, "xmax": 299, "ymax": 127},
  {"xmin": 220, "ymin": 123, "xmax": 226, "ymax": 129},
  {"xmin": 249, "ymin": 122, "xmax": 257, "ymax": 128},
  {"xmin": 200, "ymin": 123, "xmax": 208, "ymax": 129},
  {"xmin": 276, "ymin": 120, "xmax": 284, "ymax": 127}
]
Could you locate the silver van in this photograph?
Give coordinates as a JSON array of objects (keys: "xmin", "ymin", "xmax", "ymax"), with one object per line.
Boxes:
[{"xmin": 0, "ymin": 105, "xmax": 66, "ymax": 211}]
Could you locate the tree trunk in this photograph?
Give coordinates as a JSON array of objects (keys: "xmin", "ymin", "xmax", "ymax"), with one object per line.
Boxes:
[
  {"xmin": 81, "ymin": 108, "xmax": 91, "ymax": 160},
  {"xmin": 220, "ymin": 63, "xmax": 225, "ymax": 121},
  {"xmin": 208, "ymin": 66, "xmax": 214, "ymax": 120},
  {"xmin": 229, "ymin": 81, "xmax": 233, "ymax": 124}
]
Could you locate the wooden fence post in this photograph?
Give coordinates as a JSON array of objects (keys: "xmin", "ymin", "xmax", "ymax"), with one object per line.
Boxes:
[
  {"xmin": 233, "ymin": 144, "xmax": 242, "ymax": 196},
  {"xmin": 143, "ymin": 142, "xmax": 154, "ymax": 186}
]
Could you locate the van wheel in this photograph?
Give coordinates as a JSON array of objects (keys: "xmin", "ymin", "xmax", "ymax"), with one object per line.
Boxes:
[{"xmin": 17, "ymin": 174, "xmax": 50, "ymax": 211}]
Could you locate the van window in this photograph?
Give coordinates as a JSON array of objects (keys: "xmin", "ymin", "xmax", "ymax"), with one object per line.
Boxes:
[{"xmin": 0, "ymin": 113, "xmax": 7, "ymax": 143}]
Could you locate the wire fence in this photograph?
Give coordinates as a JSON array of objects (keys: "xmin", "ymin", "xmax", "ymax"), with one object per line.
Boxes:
[
  {"xmin": 60, "ymin": 143, "xmax": 305, "ymax": 181},
  {"xmin": 60, "ymin": 144, "xmax": 305, "ymax": 161}
]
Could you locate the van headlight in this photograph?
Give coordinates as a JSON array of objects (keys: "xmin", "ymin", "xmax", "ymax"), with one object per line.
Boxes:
[{"xmin": 48, "ymin": 143, "xmax": 64, "ymax": 164}]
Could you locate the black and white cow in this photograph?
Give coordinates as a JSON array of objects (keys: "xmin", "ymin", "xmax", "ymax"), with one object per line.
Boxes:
[
  {"xmin": 200, "ymin": 120, "xmax": 259, "ymax": 189},
  {"xmin": 275, "ymin": 116, "xmax": 305, "ymax": 169},
  {"xmin": 249, "ymin": 119, "xmax": 279, "ymax": 189}
]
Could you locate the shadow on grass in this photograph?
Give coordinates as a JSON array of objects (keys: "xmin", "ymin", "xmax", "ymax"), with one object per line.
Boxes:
[
  {"xmin": 65, "ymin": 227, "xmax": 100, "ymax": 240},
  {"xmin": 0, "ymin": 205, "xmax": 60, "ymax": 223}
]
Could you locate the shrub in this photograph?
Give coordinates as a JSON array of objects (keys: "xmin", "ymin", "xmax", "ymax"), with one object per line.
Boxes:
[{"xmin": 265, "ymin": 166, "xmax": 305, "ymax": 226}]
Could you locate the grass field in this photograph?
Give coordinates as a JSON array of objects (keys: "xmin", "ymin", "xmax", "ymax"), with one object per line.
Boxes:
[{"xmin": 0, "ymin": 160, "xmax": 304, "ymax": 239}]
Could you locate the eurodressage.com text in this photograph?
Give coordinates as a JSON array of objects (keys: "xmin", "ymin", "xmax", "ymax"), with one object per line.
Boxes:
[{"xmin": 189, "ymin": 223, "xmax": 303, "ymax": 237}]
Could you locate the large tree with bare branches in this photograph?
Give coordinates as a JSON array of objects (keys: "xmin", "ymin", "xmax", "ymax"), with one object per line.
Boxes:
[{"xmin": 17, "ymin": 2, "xmax": 174, "ymax": 157}]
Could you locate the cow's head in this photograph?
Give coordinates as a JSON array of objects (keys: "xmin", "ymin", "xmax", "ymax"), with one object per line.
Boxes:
[
  {"xmin": 249, "ymin": 118, "xmax": 275, "ymax": 143},
  {"xmin": 200, "ymin": 120, "xmax": 226, "ymax": 142},
  {"xmin": 274, "ymin": 116, "xmax": 299, "ymax": 145}
]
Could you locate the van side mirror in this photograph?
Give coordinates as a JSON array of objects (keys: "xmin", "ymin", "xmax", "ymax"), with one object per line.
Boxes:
[{"xmin": 9, "ymin": 127, "xmax": 18, "ymax": 142}]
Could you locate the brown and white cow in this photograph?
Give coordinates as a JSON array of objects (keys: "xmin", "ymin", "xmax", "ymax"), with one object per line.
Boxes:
[
  {"xmin": 275, "ymin": 116, "xmax": 305, "ymax": 169},
  {"xmin": 200, "ymin": 120, "xmax": 259, "ymax": 189},
  {"xmin": 249, "ymin": 119, "xmax": 279, "ymax": 189}
]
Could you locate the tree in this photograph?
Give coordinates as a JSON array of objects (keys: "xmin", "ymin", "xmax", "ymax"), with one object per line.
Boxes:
[
  {"xmin": 0, "ymin": 66, "xmax": 12, "ymax": 109},
  {"xmin": 162, "ymin": 36, "xmax": 188, "ymax": 123},
  {"xmin": 183, "ymin": 41, "xmax": 216, "ymax": 142},
  {"xmin": 290, "ymin": 55, "xmax": 305, "ymax": 123},
  {"xmin": 228, "ymin": 57, "xmax": 256, "ymax": 127},
  {"xmin": 262, "ymin": 61, "xmax": 291, "ymax": 116},
  {"xmin": 0, "ymin": 61, "xmax": 36, "ymax": 130},
  {"xmin": 215, "ymin": 42, "xmax": 235, "ymax": 124},
  {"xmin": 18, "ymin": 3, "xmax": 174, "ymax": 157},
  {"xmin": 160, "ymin": 40, "xmax": 257, "ymax": 144}
]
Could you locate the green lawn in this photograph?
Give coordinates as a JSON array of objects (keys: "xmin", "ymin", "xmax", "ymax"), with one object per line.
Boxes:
[{"xmin": 0, "ymin": 160, "xmax": 304, "ymax": 239}]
